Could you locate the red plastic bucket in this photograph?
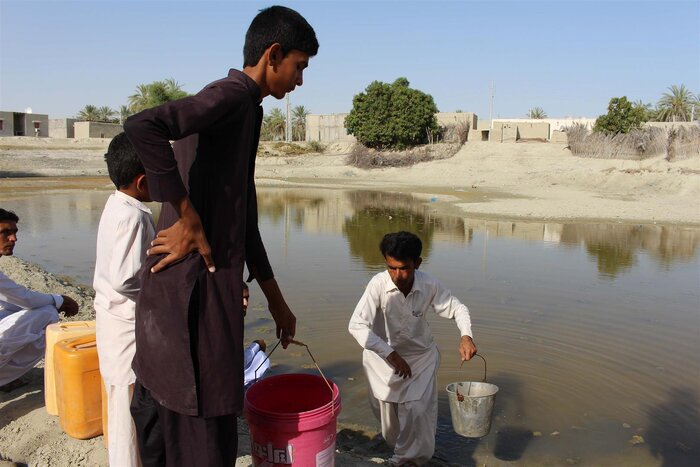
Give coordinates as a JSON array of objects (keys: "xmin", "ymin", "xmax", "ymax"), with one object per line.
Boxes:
[{"xmin": 244, "ymin": 373, "xmax": 341, "ymax": 466}]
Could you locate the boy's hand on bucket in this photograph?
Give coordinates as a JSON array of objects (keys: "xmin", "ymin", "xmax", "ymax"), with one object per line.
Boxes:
[
  {"xmin": 271, "ymin": 304, "xmax": 296, "ymax": 349},
  {"xmin": 387, "ymin": 352, "xmax": 412, "ymax": 379},
  {"xmin": 460, "ymin": 335, "xmax": 477, "ymax": 361},
  {"xmin": 259, "ymin": 277, "xmax": 296, "ymax": 348}
]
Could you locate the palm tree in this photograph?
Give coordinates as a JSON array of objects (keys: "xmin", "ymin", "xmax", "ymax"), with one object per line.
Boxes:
[
  {"xmin": 97, "ymin": 106, "xmax": 116, "ymax": 123},
  {"xmin": 128, "ymin": 84, "xmax": 151, "ymax": 113},
  {"xmin": 119, "ymin": 105, "xmax": 132, "ymax": 125},
  {"xmin": 262, "ymin": 108, "xmax": 286, "ymax": 141},
  {"xmin": 163, "ymin": 79, "xmax": 185, "ymax": 95},
  {"xmin": 657, "ymin": 84, "xmax": 695, "ymax": 122},
  {"xmin": 527, "ymin": 107, "xmax": 547, "ymax": 119},
  {"xmin": 76, "ymin": 105, "xmax": 99, "ymax": 122},
  {"xmin": 292, "ymin": 105, "xmax": 309, "ymax": 141},
  {"xmin": 128, "ymin": 79, "xmax": 189, "ymax": 113},
  {"xmin": 632, "ymin": 100, "xmax": 656, "ymax": 121}
]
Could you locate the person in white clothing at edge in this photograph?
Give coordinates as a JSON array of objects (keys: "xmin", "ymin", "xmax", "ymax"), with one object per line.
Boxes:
[
  {"xmin": 241, "ymin": 281, "xmax": 270, "ymax": 390},
  {"xmin": 93, "ymin": 133, "xmax": 155, "ymax": 467},
  {"xmin": 348, "ymin": 231, "xmax": 477, "ymax": 467},
  {"xmin": 0, "ymin": 208, "xmax": 79, "ymax": 392}
]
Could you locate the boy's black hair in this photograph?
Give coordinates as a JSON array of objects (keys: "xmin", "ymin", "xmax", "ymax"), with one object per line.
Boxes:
[
  {"xmin": 380, "ymin": 231, "xmax": 423, "ymax": 262},
  {"xmin": 243, "ymin": 5, "xmax": 319, "ymax": 67},
  {"xmin": 104, "ymin": 132, "xmax": 145, "ymax": 189},
  {"xmin": 0, "ymin": 209, "xmax": 19, "ymax": 223}
]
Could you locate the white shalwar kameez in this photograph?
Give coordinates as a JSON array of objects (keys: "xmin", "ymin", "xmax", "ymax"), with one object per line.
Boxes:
[
  {"xmin": 243, "ymin": 341, "xmax": 270, "ymax": 389},
  {"xmin": 0, "ymin": 270, "xmax": 62, "ymax": 386},
  {"xmin": 94, "ymin": 190, "xmax": 154, "ymax": 467},
  {"xmin": 348, "ymin": 270, "xmax": 473, "ymax": 466}
]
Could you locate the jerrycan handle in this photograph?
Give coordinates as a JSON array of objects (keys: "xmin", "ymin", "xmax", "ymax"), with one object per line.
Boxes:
[
  {"xmin": 65, "ymin": 335, "xmax": 97, "ymax": 351},
  {"xmin": 59, "ymin": 321, "xmax": 93, "ymax": 330}
]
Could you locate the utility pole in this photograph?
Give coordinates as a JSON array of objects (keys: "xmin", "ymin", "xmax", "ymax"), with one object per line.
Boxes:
[
  {"xmin": 489, "ymin": 81, "xmax": 495, "ymax": 123},
  {"xmin": 285, "ymin": 93, "xmax": 292, "ymax": 142}
]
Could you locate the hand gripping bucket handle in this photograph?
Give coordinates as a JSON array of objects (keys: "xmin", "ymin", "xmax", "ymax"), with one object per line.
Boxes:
[
  {"xmin": 456, "ymin": 353, "xmax": 487, "ymax": 401},
  {"xmin": 254, "ymin": 338, "xmax": 337, "ymax": 416}
]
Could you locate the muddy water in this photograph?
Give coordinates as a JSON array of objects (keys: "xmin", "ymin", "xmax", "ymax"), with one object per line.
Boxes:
[{"xmin": 2, "ymin": 178, "xmax": 699, "ymax": 466}]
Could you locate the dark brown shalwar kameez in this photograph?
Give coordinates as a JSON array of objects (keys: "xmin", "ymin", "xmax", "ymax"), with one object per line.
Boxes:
[{"xmin": 123, "ymin": 69, "xmax": 274, "ymax": 467}]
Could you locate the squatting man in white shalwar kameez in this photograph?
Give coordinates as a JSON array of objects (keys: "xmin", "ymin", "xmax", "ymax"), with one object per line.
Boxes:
[
  {"xmin": 349, "ymin": 231, "xmax": 477, "ymax": 466},
  {"xmin": 0, "ymin": 208, "xmax": 79, "ymax": 392},
  {"xmin": 93, "ymin": 133, "xmax": 155, "ymax": 467}
]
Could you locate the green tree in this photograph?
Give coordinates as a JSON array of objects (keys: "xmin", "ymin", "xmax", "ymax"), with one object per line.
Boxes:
[
  {"xmin": 128, "ymin": 79, "xmax": 189, "ymax": 113},
  {"xmin": 594, "ymin": 96, "xmax": 648, "ymax": 134},
  {"xmin": 261, "ymin": 108, "xmax": 286, "ymax": 141},
  {"xmin": 527, "ymin": 107, "xmax": 547, "ymax": 119},
  {"xmin": 345, "ymin": 77, "xmax": 438, "ymax": 149},
  {"xmin": 76, "ymin": 105, "xmax": 99, "ymax": 122},
  {"xmin": 656, "ymin": 84, "xmax": 696, "ymax": 122},
  {"xmin": 292, "ymin": 105, "xmax": 309, "ymax": 141}
]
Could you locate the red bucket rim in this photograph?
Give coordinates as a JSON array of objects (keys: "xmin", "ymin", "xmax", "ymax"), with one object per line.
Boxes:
[{"xmin": 245, "ymin": 373, "xmax": 340, "ymax": 419}]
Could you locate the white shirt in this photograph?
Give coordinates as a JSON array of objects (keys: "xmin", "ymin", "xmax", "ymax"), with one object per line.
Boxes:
[
  {"xmin": 348, "ymin": 270, "xmax": 473, "ymax": 402},
  {"xmin": 0, "ymin": 269, "xmax": 63, "ymax": 314},
  {"xmin": 243, "ymin": 341, "xmax": 270, "ymax": 387},
  {"xmin": 93, "ymin": 190, "xmax": 155, "ymax": 386}
]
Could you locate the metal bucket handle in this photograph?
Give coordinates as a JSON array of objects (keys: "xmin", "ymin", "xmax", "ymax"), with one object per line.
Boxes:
[
  {"xmin": 456, "ymin": 353, "xmax": 487, "ymax": 402},
  {"xmin": 254, "ymin": 338, "xmax": 336, "ymax": 415}
]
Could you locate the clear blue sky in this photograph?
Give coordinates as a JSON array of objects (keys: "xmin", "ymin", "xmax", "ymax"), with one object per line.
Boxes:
[{"xmin": 1, "ymin": 0, "xmax": 698, "ymax": 120}]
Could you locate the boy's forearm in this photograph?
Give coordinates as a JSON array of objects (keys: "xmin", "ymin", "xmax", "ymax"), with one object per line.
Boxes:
[{"xmin": 258, "ymin": 277, "xmax": 284, "ymax": 310}]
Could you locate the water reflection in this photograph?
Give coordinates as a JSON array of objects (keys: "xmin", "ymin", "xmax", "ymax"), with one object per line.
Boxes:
[
  {"xmin": 343, "ymin": 191, "xmax": 438, "ymax": 269},
  {"xmin": 561, "ymin": 223, "xmax": 700, "ymax": 277},
  {"xmin": 256, "ymin": 187, "xmax": 700, "ymax": 277}
]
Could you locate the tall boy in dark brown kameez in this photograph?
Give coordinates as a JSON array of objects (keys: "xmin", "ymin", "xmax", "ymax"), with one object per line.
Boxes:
[{"xmin": 123, "ymin": 6, "xmax": 318, "ymax": 466}]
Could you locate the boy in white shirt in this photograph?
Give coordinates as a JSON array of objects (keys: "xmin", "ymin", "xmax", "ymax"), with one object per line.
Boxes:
[
  {"xmin": 348, "ymin": 231, "xmax": 477, "ymax": 466},
  {"xmin": 94, "ymin": 133, "xmax": 155, "ymax": 467}
]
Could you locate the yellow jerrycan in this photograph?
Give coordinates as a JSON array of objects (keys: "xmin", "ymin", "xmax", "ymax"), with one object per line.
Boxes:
[
  {"xmin": 54, "ymin": 334, "xmax": 103, "ymax": 439},
  {"xmin": 44, "ymin": 320, "xmax": 96, "ymax": 415}
]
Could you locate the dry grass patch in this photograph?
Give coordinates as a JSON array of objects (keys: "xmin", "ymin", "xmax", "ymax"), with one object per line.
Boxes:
[
  {"xmin": 667, "ymin": 126, "xmax": 700, "ymax": 161},
  {"xmin": 566, "ymin": 124, "xmax": 700, "ymax": 161},
  {"xmin": 257, "ymin": 141, "xmax": 327, "ymax": 157},
  {"xmin": 346, "ymin": 143, "xmax": 461, "ymax": 169}
]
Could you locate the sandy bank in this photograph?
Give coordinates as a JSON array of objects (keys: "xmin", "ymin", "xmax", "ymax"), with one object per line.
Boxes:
[
  {"xmin": 2, "ymin": 136, "xmax": 699, "ymax": 226},
  {"xmin": 253, "ymin": 141, "xmax": 700, "ymax": 226}
]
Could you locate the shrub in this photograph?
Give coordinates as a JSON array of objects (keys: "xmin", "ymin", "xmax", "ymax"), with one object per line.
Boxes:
[
  {"xmin": 345, "ymin": 143, "xmax": 460, "ymax": 169},
  {"xmin": 594, "ymin": 96, "xmax": 648, "ymax": 134},
  {"xmin": 344, "ymin": 78, "xmax": 438, "ymax": 150},
  {"xmin": 307, "ymin": 140, "xmax": 326, "ymax": 153},
  {"xmin": 443, "ymin": 122, "xmax": 471, "ymax": 144}
]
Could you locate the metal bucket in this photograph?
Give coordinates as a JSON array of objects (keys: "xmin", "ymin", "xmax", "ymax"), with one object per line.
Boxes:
[{"xmin": 445, "ymin": 354, "xmax": 498, "ymax": 438}]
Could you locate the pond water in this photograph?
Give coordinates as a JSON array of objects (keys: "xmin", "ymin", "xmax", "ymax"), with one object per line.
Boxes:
[{"xmin": 2, "ymin": 178, "xmax": 699, "ymax": 466}]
